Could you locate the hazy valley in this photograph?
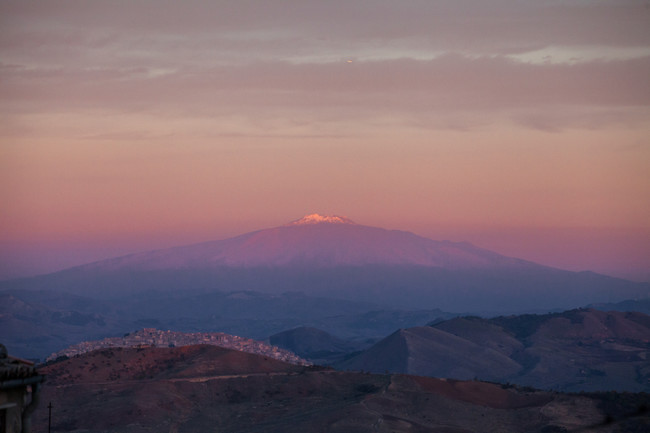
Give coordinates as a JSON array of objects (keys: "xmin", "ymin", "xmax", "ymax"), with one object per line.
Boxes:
[{"xmin": 3, "ymin": 216, "xmax": 649, "ymax": 360}]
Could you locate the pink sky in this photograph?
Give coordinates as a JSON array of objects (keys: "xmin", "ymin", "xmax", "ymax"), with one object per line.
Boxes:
[{"xmin": 1, "ymin": 0, "xmax": 649, "ymax": 281}]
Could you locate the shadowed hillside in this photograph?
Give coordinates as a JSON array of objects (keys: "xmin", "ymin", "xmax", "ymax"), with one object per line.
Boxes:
[
  {"xmin": 269, "ymin": 326, "xmax": 362, "ymax": 365},
  {"xmin": 42, "ymin": 345, "xmax": 307, "ymax": 385},
  {"xmin": 34, "ymin": 345, "xmax": 650, "ymax": 432},
  {"xmin": 337, "ymin": 309, "xmax": 650, "ymax": 392}
]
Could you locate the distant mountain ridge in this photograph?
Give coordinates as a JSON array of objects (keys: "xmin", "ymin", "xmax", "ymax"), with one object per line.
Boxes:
[
  {"xmin": 269, "ymin": 326, "xmax": 361, "ymax": 365},
  {"xmin": 0, "ymin": 288, "xmax": 455, "ymax": 360},
  {"xmin": 337, "ymin": 309, "xmax": 650, "ymax": 392}
]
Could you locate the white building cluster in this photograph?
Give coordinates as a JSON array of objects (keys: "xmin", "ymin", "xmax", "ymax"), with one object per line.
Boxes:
[{"xmin": 47, "ymin": 328, "xmax": 310, "ymax": 365}]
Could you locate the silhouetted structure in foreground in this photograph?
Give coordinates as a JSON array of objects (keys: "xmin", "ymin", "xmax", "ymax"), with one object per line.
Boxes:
[{"xmin": 0, "ymin": 344, "xmax": 45, "ymax": 433}]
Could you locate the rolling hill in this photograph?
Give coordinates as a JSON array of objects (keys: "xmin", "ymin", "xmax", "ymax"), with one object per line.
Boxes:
[
  {"xmin": 0, "ymin": 288, "xmax": 456, "ymax": 360},
  {"xmin": 33, "ymin": 344, "xmax": 650, "ymax": 432},
  {"xmin": 337, "ymin": 309, "xmax": 650, "ymax": 392},
  {"xmin": 269, "ymin": 326, "xmax": 362, "ymax": 365}
]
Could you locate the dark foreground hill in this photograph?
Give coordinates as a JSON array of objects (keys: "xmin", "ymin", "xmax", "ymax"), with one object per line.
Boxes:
[
  {"xmin": 337, "ymin": 309, "xmax": 650, "ymax": 392},
  {"xmin": 35, "ymin": 345, "xmax": 650, "ymax": 433}
]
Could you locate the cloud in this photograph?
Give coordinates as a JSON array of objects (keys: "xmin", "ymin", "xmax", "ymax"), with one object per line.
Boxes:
[
  {"xmin": 2, "ymin": 53, "xmax": 648, "ymax": 132},
  {"xmin": 1, "ymin": 0, "xmax": 649, "ymax": 133},
  {"xmin": 2, "ymin": 1, "xmax": 649, "ymax": 66}
]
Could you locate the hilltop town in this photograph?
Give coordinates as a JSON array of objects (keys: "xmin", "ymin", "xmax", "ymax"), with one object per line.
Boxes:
[{"xmin": 46, "ymin": 328, "xmax": 310, "ymax": 366}]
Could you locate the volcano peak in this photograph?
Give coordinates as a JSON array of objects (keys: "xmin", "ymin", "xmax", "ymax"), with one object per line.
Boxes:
[{"xmin": 286, "ymin": 214, "xmax": 356, "ymax": 226}]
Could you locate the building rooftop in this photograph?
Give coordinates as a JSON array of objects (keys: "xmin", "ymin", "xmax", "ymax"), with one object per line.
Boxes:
[{"xmin": 0, "ymin": 343, "xmax": 45, "ymax": 388}]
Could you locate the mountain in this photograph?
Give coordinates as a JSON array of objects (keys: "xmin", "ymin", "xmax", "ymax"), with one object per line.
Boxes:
[
  {"xmin": 337, "ymin": 326, "xmax": 523, "ymax": 380},
  {"xmin": 33, "ymin": 345, "xmax": 650, "ymax": 432},
  {"xmin": 589, "ymin": 298, "xmax": 650, "ymax": 315},
  {"xmin": 68, "ymin": 213, "xmax": 537, "ymax": 270},
  {"xmin": 0, "ymin": 291, "xmax": 117, "ymax": 361},
  {"xmin": 269, "ymin": 326, "xmax": 362, "ymax": 364},
  {"xmin": 1, "ymin": 288, "xmax": 454, "ymax": 360},
  {"xmin": 337, "ymin": 309, "xmax": 650, "ymax": 392},
  {"xmin": 3, "ymin": 214, "xmax": 649, "ymax": 313}
]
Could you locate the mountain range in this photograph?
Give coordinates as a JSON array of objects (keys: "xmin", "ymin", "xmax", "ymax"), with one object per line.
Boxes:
[
  {"xmin": 337, "ymin": 309, "xmax": 650, "ymax": 392},
  {"xmin": 1, "ymin": 287, "xmax": 456, "ymax": 360}
]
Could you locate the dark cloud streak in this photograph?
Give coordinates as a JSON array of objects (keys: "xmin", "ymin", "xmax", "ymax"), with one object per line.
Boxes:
[{"xmin": 1, "ymin": 0, "xmax": 649, "ymax": 64}]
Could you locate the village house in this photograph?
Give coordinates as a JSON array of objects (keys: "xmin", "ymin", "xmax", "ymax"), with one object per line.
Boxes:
[{"xmin": 0, "ymin": 344, "xmax": 45, "ymax": 433}]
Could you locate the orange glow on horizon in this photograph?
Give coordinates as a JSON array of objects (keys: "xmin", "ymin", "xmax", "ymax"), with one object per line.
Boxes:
[{"xmin": 1, "ymin": 1, "xmax": 649, "ymax": 281}]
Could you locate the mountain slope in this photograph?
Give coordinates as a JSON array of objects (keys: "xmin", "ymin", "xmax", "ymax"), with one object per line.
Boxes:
[
  {"xmin": 337, "ymin": 309, "xmax": 650, "ymax": 392},
  {"xmin": 268, "ymin": 327, "xmax": 361, "ymax": 364},
  {"xmin": 338, "ymin": 327, "xmax": 523, "ymax": 381},
  {"xmin": 3, "ymin": 214, "xmax": 649, "ymax": 312},
  {"xmin": 63, "ymin": 214, "xmax": 539, "ymax": 271},
  {"xmin": 34, "ymin": 345, "xmax": 650, "ymax": 432}
]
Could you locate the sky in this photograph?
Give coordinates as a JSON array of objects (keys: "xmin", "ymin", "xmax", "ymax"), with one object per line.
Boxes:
[{"xmin": 1, "ymin": 0, "xmax": 649, "ymax": 281}]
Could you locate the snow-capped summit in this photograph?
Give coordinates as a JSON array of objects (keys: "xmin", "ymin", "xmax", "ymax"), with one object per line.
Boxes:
[
  {"xmin": 13, "ymin": 214, "xmax": 649, "ymax": 313},
  {"xmin": 286, "ymin": 214, "xmax": 356, "ymax": 226},
  {"xmin": 75, "ymin": 214, "xmax": 535, "ymax": 271}
]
